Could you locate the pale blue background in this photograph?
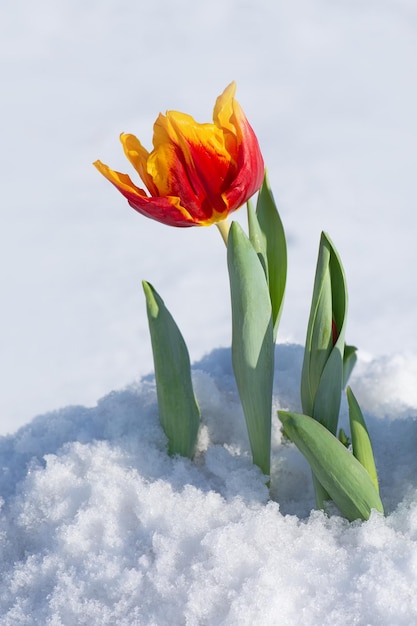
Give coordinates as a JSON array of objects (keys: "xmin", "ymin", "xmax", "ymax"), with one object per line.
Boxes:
[{"xmin": 1, "ymin": 0, "xmax": 417, "ymax": 432}]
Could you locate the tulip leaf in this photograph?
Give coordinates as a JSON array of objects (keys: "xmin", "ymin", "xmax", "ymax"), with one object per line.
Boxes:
[
  {"xmin": 278, "ymin": 410, "xmax": 384, "ymax": 521},
  {"xmin": 301, "ymin": 232, "xmax": 348, "ymax": 435},
  {"xmin": 300, "ymin": 232, "xmax": 349, "ymax": 509},
  {"xmin": 338, "ymin": 428, "xmax": 351, "ymax": 448},
  {"xmin": 347, "ymin": 386, "xmax": 380, "ymax": 494},
  {"xmin": 300, "ymin": 234, "xmax": 333, "ymax": 418},
  {"xmin": 247, "ymin": 198, "xmax": 268, "ymax": 279},
  {"xmin": 142, "ymin": 281, "xmax": 200, "ymax": 458},
  {"xmin": 227, "ymin": 222, "xmax": 274, "ymax": 477},
  {"xmin": 255, "ymin": 173, "xmax": 287, "ymax": 341},
  {"xmin": 313, "ymin": 342, "xmax": 344, "ymax": 436},
  {"xmin": 343, "ymin": 344, "xmax": 358, "ymax": 388},
  {"xmin": 306, "ymin": 258, "xmax": 334, "ymax": 413}
]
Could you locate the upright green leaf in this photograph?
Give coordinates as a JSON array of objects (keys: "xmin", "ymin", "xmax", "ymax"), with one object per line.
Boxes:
[
  {"xmin": 300, "ymin": 232, "xmax": 349, "ymax": 509},
  {"xmin": 301, "ymin": 232, "xmax": 348, "ymax": 435},
  {"xmin": 255, "ymin": 173, "xmax": 287, "ymax": 341},
  {"xmin": 247, "ymin": 198, "xmax": 268, "ymax": 279},
  {"xmin": 227, "ymin": 222, "xmax": 274, "ymax": 477},
  {"xmin": 343, "ymin": 344, "xmax": 358, "ymax": 388},
  {"xmin": 338, "ymin": 428, "xmax": 351, "ymax": 448},
  {"xmin": 300, "ymin": 234, "xmax": 332, "ymax": 418},
  {"xmin": 278, "ymin": 410, "xmax": 384, "ymax": 521},
  {"xmin": 142, "ymin": 281, "xmax": 200, "ymax": 458},
  {"xmin": 347, "ymin": 386, "xmax": 380, "ymax": 494},
  {"xmin": 307, "ymin": 257, "xmax": 334, "ymax": 410}
]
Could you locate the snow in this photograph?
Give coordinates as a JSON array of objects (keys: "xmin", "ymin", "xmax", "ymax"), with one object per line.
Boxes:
[
  {"xmin": 2, "ymin": 349, "xmax": 417, "ymax": 624},
  {"xmin": 2, "ymin": 0, "xmax": 417, "ymax": 623}
]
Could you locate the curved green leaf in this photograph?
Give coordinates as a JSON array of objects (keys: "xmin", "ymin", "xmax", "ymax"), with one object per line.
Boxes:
[
  {"xmin": 347, "ymin": 386, "xmax": 380, "ymax": 494},
  {"xmin": 255, "ymin": 173, "xmax": 287, "ymax": 341},
  {"xmin": 301, "ymin": 232, "xmax": 348, "ymax": 435},
  {"xmin": 278, "ymin": 410, "xmax": 384, "ymax": 521},
  {"xmin": 142, "ymin": 281, "xmax": 200, "ymax": 458}
]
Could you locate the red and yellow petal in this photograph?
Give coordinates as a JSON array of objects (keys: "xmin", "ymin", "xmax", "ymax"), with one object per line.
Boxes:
[
  {"xmin": 119, "ymin": 133, "xmax": 159, "ymax": 197},
  {"xmin": 93, "ymin": 160, "xmax": 196, "ymax": 227},
  {"xmin": 149, "ymin": 112, "xmax": 233, "ymax": 221},
  {"xmin": 167, "ymin": 112, "xmax": 234, "ymax": 196},
  {"xmin": 126, "ymin": 194, "xmax": 199, "ymax": 227},
  {"xmin": 221, "ymin": 108, "xmax": 264, "ymax": 211},
  {"xmin": 213, "ymin": 81, "xmax": 237, "ymax": 135},
  {"xmin": 147, "ymin": 136, "xmax": 203, "ymax": 216},
  {"xmin": 94, "ymin": 82, "xmax": 264, "ymax": 228},
  {"xmin": 93, "ymin": 160, "xmax": 149, "ymax": 200},
  {"xmin": 213, "ymin": 82, "xmax": 264, "ymax": 212}
]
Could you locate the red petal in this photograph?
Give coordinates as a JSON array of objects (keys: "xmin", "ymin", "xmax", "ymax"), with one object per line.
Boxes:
[
  {"xmin": 127, "ymin": 194, "xmax": 198, "ymax": 227},
  {"xmin": 222, "ymin": 108, "xmax": 264, "ymax": 212}
]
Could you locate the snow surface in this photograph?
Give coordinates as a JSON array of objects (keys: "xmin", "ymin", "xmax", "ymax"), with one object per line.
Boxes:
[
  {"xmin": 2, "ymin": 348, "xmax": 417, "ymax": 624},
  {"xmin": 2, "ymin": 0, "xmax": 417, "ymax": 623}
]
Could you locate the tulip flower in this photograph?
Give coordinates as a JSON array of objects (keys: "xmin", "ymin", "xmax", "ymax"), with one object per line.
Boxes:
[{"xmin": 94, "ymin": 82, "xmax": 264, "ymax": 236}]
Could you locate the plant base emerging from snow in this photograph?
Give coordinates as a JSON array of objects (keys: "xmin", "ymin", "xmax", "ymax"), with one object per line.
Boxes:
[
  {"xmin": 227, "ymin": 221, "xmax": 274, "ymax": 478},
  {"xmin": 281, "ymin": 232, "xmax": 382, "ymax": 519},
  {"xmin": 97, "ymin": 85, "xmax": 383, "ymax": 523},
  {"xmin": 142, "ymin": 174, "xmax": 287, "ymax": 479},
  {"xmin": 278, "ymin": 410, "xmax": 383, "ymax": 521}
]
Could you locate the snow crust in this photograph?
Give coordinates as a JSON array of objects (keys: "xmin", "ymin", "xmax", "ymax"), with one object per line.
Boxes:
[{"xmin": 1, "ymin": 346, "xmax": 417, "ymax": 624}]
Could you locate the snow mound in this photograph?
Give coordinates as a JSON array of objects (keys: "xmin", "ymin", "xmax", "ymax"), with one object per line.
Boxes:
[{"xmin": 1, "ymin": 345, "xmax": 417, "ymax": 624}]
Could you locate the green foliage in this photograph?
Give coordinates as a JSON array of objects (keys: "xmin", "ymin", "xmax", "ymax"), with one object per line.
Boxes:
[
  {"xmin": 299, "ymin": 233, "xmax": 367, "ymax": 512},
  {"xmin": 278, "ymin": 410, "xmax": 384, "ymax": 521},
  {"xmin": 250, "ymin": 173, "xmax": 287, "ymax": 341},
  {"xmin": 347, "ymin": 386, "xmax": 380, "ymax": 494},
  {"xmin": 142, "ymin": 281, "xmax": 200, "ymax": 458},
  {"xmin": 247, "ymin": 198, "xmax": 268, "ymax": 278},
  {"xmin": 227, "ymin": 222, "xmax": 274, "ymax": 477},
  {"xmin": 343, "ymin": 344, "xmax": 358, "ymax": 388},
  {"xmin": 338, "ymin": 428, "xmax": 351, "ymax": 448},
  {"xmin": 300, "ymin": 232, "xmax": 348, "ymax": 435}
]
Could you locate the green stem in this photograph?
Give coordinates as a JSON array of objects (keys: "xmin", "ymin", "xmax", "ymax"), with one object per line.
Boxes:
[
  {"xmin": 312, "ymin": 473, "xmax": 329, "ymax": 510},
  {"xmin": 216, "ymin": 219, "xmax": 231, "ymax": 246}
]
